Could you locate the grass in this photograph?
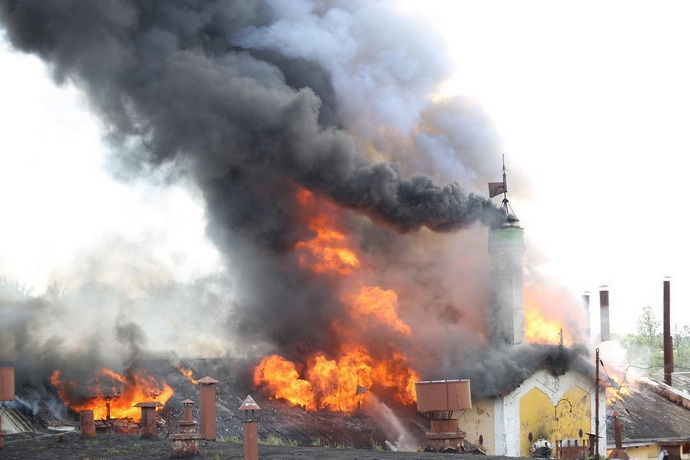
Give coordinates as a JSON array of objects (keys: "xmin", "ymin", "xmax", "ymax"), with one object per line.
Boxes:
[
  {"xmin": 260, "ymin": 434, "xmax": 283, "ymax": 446},
  {"xmin": 219, "ymin": 435, "xmax": 241, "ymax": 443}
]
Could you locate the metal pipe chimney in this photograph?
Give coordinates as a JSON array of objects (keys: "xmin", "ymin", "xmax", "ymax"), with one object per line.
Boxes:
[
  {"xmin": 609, "ymin": 411, "xmax": 630, "ymax": 460},
  {"xmin": 582, "ymin": 292, "xmax": 591, "ymax": 340},
  {"xmin": 663, "ymin": 278, "xmax": 674, "ymax": 386},
  {"xmin": 599, "ymin": 286, "xmax": 610, "ymax": 342}
]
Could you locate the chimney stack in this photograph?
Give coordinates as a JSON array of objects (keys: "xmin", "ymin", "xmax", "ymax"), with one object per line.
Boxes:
[
  {"xmin": 198, "ymin": 376, "xmax": 219, "ymax": 441},
  {"xmin": 134, "ymin": 402, "xmax": 162, "ymax": 437},
  {"xmin": 79, "ymin": 410, "xmax": 96, "ymax": 439},
  {"xmin": 609, "ymin": 411, "xmax": 630, "ymax": 460},
  {"xmin": 582, "ymin": 291, "xmax": 591, "ymax": 340},
  {"xmin": 663, "ymin": 278, "xmax": 674, "ymax": 386},
  {"xmin": 599, "ymin": 286, "xmax": 610, "ymax": 342},
  {"xmin": 181, "ymin": 399, "xmax": 195, "ymax": 422},
  {"xmin": 488, "ymin": 215, "xmax": 525, "ymax": 345}
]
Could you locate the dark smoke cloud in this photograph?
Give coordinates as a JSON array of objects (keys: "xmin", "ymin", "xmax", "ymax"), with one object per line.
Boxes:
[
  {"xmin": 0, "ymin": 0, "xmax": 503, "ymax": 232},
  {"xmin": 0, "ymin": 0, "xmax": 510, "ymax": 380},
  {"xmin": 115, "ymin": 315, "xmax": 147, "ymax": 369}
]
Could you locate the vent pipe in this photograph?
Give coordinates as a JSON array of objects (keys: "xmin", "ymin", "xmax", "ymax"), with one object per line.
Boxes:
[
  {"xmin": 599, "ymin": 286, "xmax": 610, "ymax": 342},
  {"xmin": 582, "ymin": 291, "xmax": 591, "ymax": 340},
  {"xmin": 663, "ymin": 278, "xmax": 674, "ymax": 386}
]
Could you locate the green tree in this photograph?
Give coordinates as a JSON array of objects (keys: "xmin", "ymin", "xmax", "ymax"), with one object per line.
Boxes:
[
  {"xmin": 622, "ymin": 305, "xmax": 663, "ymax": 376},
  {"xmin": 674, "ymin": 324, "xmax": 690, "ymax": 371}
]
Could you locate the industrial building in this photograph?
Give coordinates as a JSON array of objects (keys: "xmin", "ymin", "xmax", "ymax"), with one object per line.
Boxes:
[{"xmin": 458, "ymin": 195, "xmax": 607, "ymax": 457}]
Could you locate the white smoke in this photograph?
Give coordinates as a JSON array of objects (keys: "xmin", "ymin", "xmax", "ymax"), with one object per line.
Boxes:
[{"xmin": 364, "ymin": 395, "xmax": 418, "ymax": 451}]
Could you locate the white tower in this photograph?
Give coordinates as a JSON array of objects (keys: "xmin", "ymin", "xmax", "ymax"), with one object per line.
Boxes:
[{"xmin": 487, "ymin": 157, "xmax": 525, "ymax": 345}]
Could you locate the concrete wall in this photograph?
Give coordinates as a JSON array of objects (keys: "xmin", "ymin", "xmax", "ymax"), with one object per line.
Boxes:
[
  {"xmin": 488, "ymin": 224, "xmax": 525, "ymax": 345},
  {"xmin": 457, "ymin": 398, "xmax": 495, "ymax": 453}
]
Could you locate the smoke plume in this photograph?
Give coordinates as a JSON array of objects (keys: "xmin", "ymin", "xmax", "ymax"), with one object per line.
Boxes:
[{"xmin": 0, "ymin": 0, "xmax": 588, "ymax": 406}]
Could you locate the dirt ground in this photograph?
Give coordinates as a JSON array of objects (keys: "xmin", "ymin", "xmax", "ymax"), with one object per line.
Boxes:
[{"xmin": 1, "ymin": 430, "xmax": 533, "ymax": 460}]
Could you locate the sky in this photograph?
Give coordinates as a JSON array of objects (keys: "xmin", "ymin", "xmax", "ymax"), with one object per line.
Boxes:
[
  {"xmin": 1, "ymin": 1, "xmax": 689, "ymax": 339},
  {"xmin": 396, "ymin": 0, "xmax": 690, "ymax": 336}
]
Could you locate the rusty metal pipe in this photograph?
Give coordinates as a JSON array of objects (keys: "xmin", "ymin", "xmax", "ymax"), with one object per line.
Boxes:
[
  {"xmin": 599, "ymin": 287, "xmax": 610, "ymax": 342},
  {"xmin": 663, "ymin": 278, "xmax": 674, "ymax": 386},
  {"xmin": 582, "ymin": 292, "xmax": 591, "ymax": 340}
]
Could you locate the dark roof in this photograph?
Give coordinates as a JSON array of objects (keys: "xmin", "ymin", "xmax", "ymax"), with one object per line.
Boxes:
[
  {"xmin": 607, "ymin": 379, "xmax": 690, "ymax": 446},
  {"xmin": 468, "ymin": 343, "xmax": 597, "ymax": 398},
  {"xmin": 1, "ymin": 383, "xmax": 64, "ymax": 433},
  {"xmin": 671, "ymin": 372, "xmax": 690, "ymax": 395}
]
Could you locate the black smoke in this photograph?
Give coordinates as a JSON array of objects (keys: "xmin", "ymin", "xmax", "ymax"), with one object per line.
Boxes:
[{"xmin": 0, "ymin": 0, "xmax": 510, "ymax": 378}]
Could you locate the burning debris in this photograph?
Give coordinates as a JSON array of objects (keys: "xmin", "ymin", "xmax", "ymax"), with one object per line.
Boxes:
[{"xmin": 50, "ymin": 368, "xmax": 172, "ymax": 422}]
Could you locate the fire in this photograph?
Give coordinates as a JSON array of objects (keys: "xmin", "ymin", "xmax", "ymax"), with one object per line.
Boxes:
[
  {"xmin": 524, "ymin": 309, "xmax": 567, "ymax": 345},
  {"xmin": 600, "ymin": 357, "xmax": 634, "ymax": 406},
  {"xmin": 253, "ymin": 355, "xmax": 316, "ymax": 410},
  {"xmin": 606, "ymin": 385, "xmax": 632, "ymax": 406},
  {"xmin": 51, "ymin": 368, "xmax": 173, "ymax": 421},
  {"xmin": 254, "ymin": 189, "xmax": 419, "ymax": 411},
  {"xmin": 254, "ymin": 346, "xmax": 418, "ymax": 412},
  {"xmin": 345, "ymin": 286, "xmax": 411, "ymax": 336},
  {"xmin": 294, "ymin": 189, "xmax": 360, "ymax": 275},
  {"xmin": 523, "ymin": 284, "xmax": 585, "ymax": 346},
  {"xmin": 176, "ymin": 366, "xmax": 199, "ymax": 384}
]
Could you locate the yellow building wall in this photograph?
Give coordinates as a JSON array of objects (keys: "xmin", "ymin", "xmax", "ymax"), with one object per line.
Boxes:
[
  {"xmin": 457, "ymin": 399, "xmax": 495, "ymax": 453},
  {"xmin": 518, "ymin": 384, "xmax": 592, "ymax": 457},
  {"xmin": 519, "ymin": 387, "xmax": 554, "ymax": 457}
]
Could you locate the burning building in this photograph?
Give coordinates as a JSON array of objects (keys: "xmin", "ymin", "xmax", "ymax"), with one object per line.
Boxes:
[
  {"xmin": 441, "ymin": 178, "xmax": 608, "ymax": 458},
  {"xmin": 0, "ymin": 0, "xmax": 604, "ymax": 452}
]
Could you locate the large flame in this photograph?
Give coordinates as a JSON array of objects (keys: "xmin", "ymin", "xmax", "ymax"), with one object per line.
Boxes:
[
  {"xmin": 254, "ymin": 345, "xmax": 418, "ymax": 412},
  {"xmin": 294, "ymin": 189, "xmax": 360, "ymax": 275},
  {"xmin": 523, "ymin": 284, "xmax": 584, "ymax": 346},
  {"xmin": 51, "ymin": 368, "xmax": 173, "ymax": 421},
  {"xmin": 254, "ymin": 189, "xmax": 419, "ymax": 411}
]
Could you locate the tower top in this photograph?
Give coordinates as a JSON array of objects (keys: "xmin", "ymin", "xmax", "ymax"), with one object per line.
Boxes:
[{"xmin": 488, "ymin": 155, "xmax": 518, "ymax": 223}]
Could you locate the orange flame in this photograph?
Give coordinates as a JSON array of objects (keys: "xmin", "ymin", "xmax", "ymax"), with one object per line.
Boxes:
[
  {"xmin": 524, "ymin": 309, "xmax": 566, "ymax": 345},
  {"xmin": 601, "ymin": 358, "xmax": 634, "ymax": 406},
  {"xmin": 51, "ymin": 368, "xmax": 173, "ymax": 421},
  {"xmin": 254, "ymin": 189, "xmax": 418, "ymax": 411},
  {"xmin": 344, "ymin": 285, "xmax": 411, "ymax": 336},
  {"xmin": 523, "ymin": 284, "xmax": 585, "ymax": 346},
  {"xmin": 176, "ymin": 366, "xmax": 199, "ymax": 385},
  {"xmin": 253, "ymin": 355, "xmax": 316, "ymax": 410},
  {"xmin": 254, "ymin": 346, "xmax": 418, "ymax": 412},
  {"xmin": 606, "ymin": 385, "xmax": 632, "ymax": 405},
  {"xmin": 294, "ymin": 189, "xmax": 360, "ymax": 275}
]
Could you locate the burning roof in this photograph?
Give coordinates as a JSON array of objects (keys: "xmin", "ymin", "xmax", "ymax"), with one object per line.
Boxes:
[
  {"xmin": 607, "ymin": 378, "xmax": 690, "ymax": 446},
  {"xmin": 0, "ymin": 0, "xmax": 589, "ymax": 421}
]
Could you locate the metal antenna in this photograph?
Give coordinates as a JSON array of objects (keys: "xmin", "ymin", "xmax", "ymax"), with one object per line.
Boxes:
[
  {"xmin": 500, "ymin": 155, "xmax": 509, "ymax": 214},
  {"xmin": 488, "ymin": 155, "xmax": 517, "ymax": 219}
]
